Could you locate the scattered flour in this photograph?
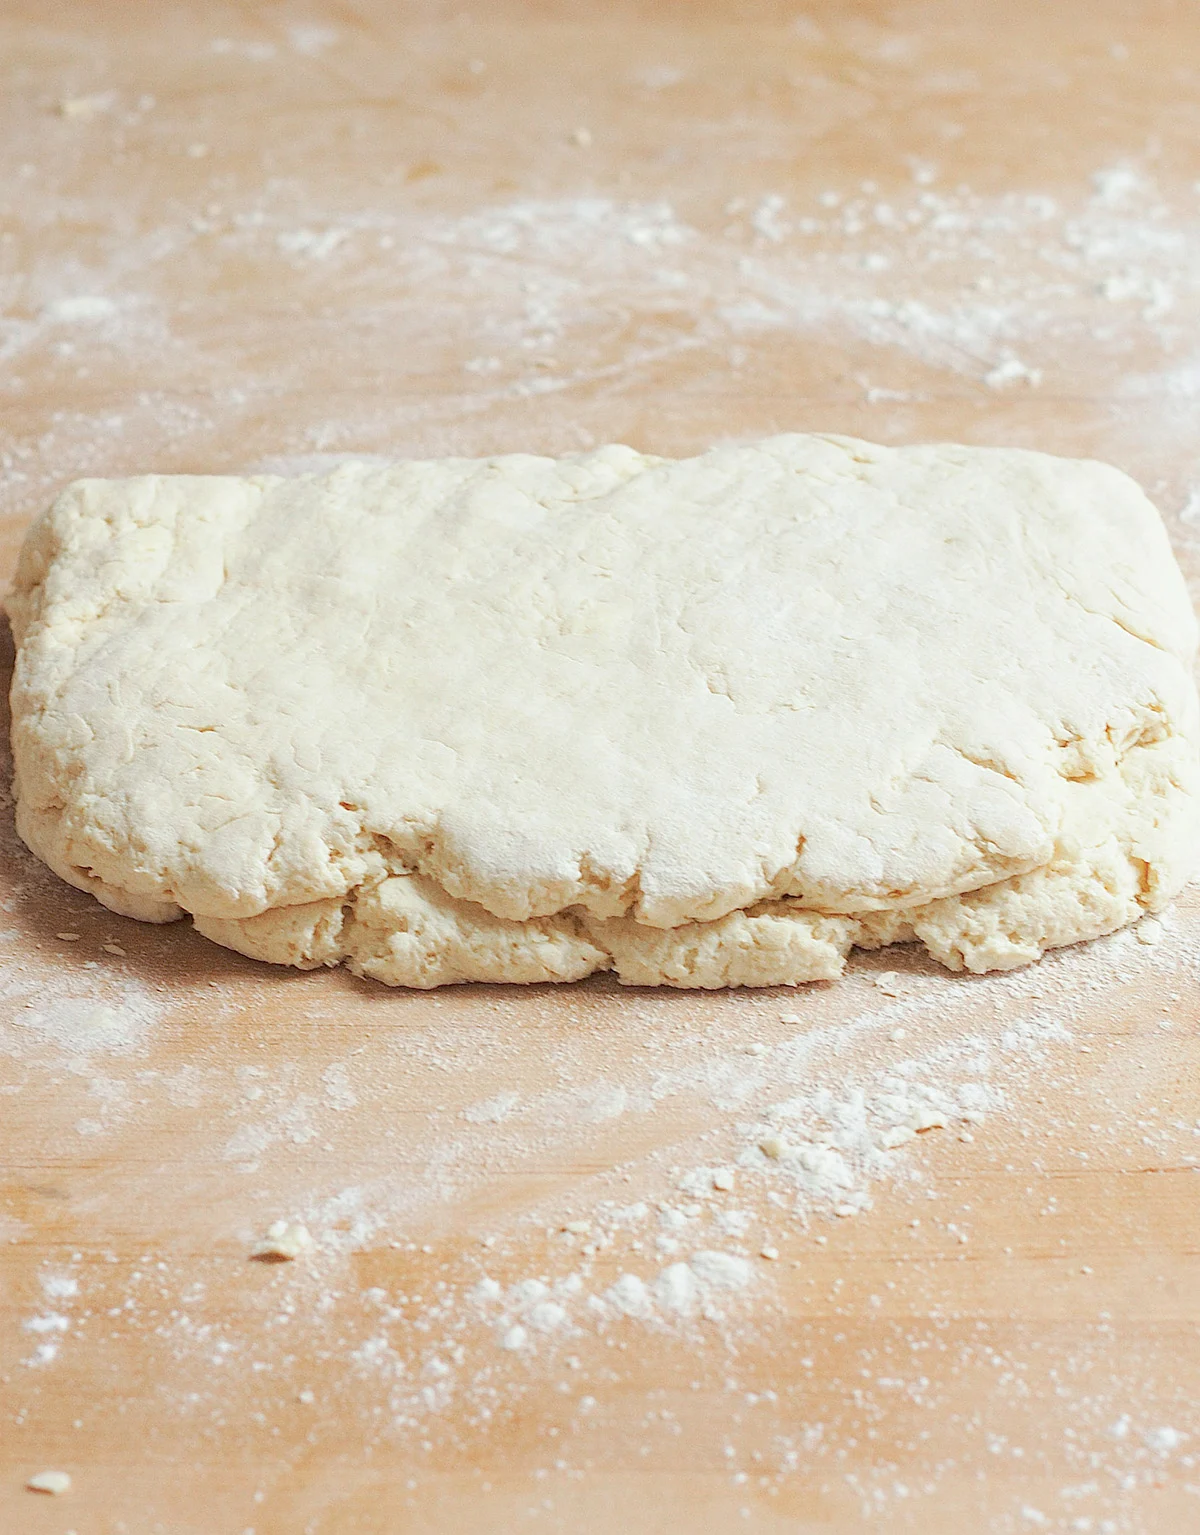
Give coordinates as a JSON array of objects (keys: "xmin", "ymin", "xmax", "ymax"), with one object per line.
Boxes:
[
  {"xmin": 287, "ymin": 23, "xmax": 339, "ymax": 56},
  {"xmin": 463, "ymin": 1090, "xmax": 521, "ymax": 1124},
  {"xmin": 40, "ymin": 1271, "xmax": 79, "ymax": 1301},
  {"xmin": 210, "ymin": 37, "xmax": 278, "ymax": 62},
  {"xmin": 321, "ymin": 1061, "xmax": 358, "ymax": 1111},
  {"xmin": 1092, "ymin": 165, "xmax": 1146, "ymax": 206},
  {"xmin": 276, "ymin": 228, "xmax": 349, "ymax": 261},
  {"xmin": 42, "ymin": 295, "xmax": 118, "ymax": 323},
  {"xmin": 1144, "ymin": 1426, "xmax": 1186, "ymax": 1453},
  {"xmin": 22, "ymin": 1296, "xmax": 72, "ymax": 1368},
  {"xmin": 0, "ymin": 978, "xmax": 169, "ymax": 1057},
  {"xmin": 0, "ymin": 154, "xmax": 1197, "ymax": 526}
]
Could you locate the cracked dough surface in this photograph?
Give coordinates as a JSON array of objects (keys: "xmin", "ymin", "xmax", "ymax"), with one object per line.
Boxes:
[{"xmin": 6, "ymin": 433, "xmax": 1198, "ymax": 987}]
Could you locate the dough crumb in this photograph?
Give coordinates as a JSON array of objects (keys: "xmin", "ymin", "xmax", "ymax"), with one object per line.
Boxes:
[
  {"xmin": 252, "ymin": 1219, "xmax": 314, "ymax": 1262},
  {"xmin": 984, "ymin": 356, "xmax": 1042, "ymax": 389},
  {"xmin": 27, "ymin": 1470, "xmax": 71, "ymax": 1495}
]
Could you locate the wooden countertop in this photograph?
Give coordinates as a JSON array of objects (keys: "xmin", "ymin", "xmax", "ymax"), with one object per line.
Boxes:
[{"xmin": 2, "ymin": 3, "xmax": 1199, "ymax": 1531}]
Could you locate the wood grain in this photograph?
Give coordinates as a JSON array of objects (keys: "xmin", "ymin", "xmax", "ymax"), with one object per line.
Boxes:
[{"xmin": 2, "ymin": 3, "xmax": 1199, "ymax": 1531}]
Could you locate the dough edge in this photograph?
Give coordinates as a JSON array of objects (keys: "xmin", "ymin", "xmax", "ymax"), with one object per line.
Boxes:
[
  {"xmin": 189, "ymin": 827, "xmax": 1186, "ymax": 989},
  {"xmin": 25, "ymin": 743, "xmax": 1188, "ymax": 989}
]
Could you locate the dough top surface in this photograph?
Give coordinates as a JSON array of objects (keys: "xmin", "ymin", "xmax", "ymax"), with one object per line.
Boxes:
[{"xmin": 8, "ymin": 433, "xmax": 1197, "ymax": 928}]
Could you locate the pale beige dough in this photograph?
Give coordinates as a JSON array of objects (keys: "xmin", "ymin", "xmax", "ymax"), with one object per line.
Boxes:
[{"xmin": 6, "ymin": 433, "xmax": 1198, "ymax": 987}]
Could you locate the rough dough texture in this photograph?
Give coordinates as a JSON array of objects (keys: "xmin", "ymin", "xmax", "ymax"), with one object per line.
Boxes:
[{"xmin": 6, "ymin": 433, "xmax": 1198, "ymax": 988}]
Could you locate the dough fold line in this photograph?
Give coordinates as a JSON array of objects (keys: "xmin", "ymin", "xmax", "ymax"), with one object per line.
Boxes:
[
  {"xmin": 15, "ymin": 715, "xmax": 1192, "ymax": 988},
  {"xmin": 188, "ymin": 824, "xmax": 1167, "ymax": 988}
]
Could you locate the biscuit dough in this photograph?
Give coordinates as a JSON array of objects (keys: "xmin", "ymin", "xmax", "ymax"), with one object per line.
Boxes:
[{"xmin": 7, "ymin": 434, "xmax": 1198, "ymax": 987}]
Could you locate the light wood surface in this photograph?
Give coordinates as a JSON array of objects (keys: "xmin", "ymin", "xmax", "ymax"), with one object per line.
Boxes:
[{"xmin": 3, "ymin": 3, "xmax": 1200, "ymax": 1531}]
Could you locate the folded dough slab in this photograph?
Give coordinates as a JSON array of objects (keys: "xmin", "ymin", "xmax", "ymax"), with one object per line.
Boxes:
[{"xmin": 7, "ymin": 434, "xmax": 1199, "ymax": 988}]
